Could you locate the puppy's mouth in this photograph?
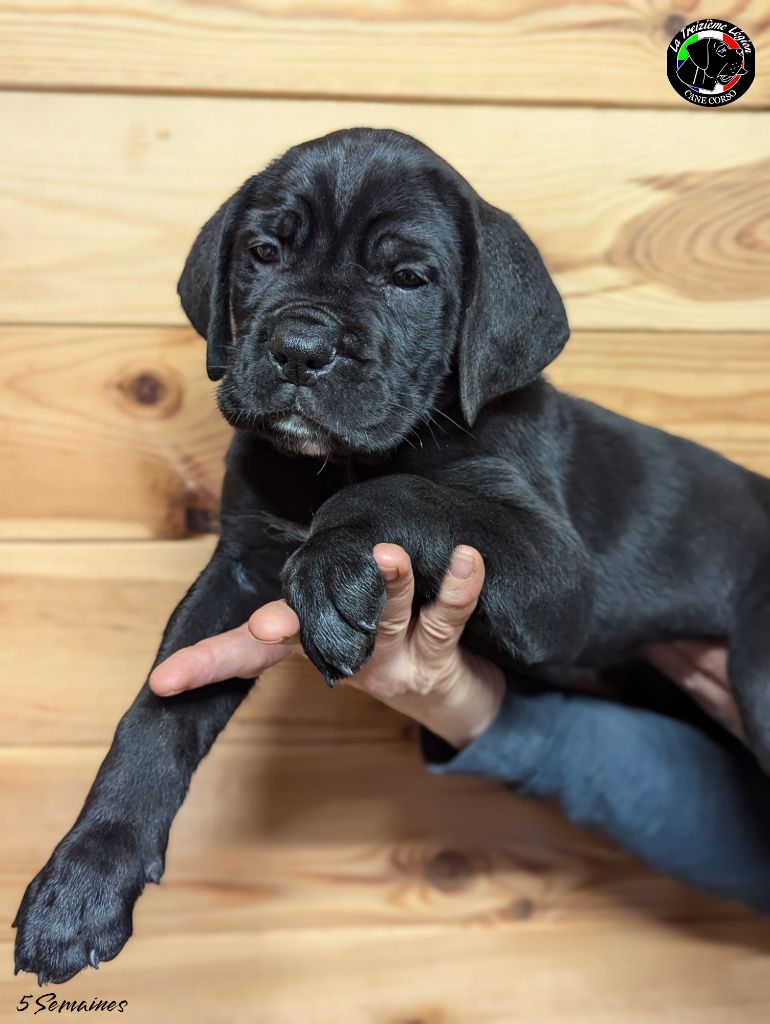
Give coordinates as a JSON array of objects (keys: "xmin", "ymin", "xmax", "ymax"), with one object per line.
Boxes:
[
  {"xmin": 267, "ymin": 412, "xmax": 334, "ymax": 457},
  {"xmin": 238, "ymin": 403, "xmax": 350, "ymax": 458},
  {"xmin": 218, "ymin": 376, "xmax": 423, "ymax": 460}
]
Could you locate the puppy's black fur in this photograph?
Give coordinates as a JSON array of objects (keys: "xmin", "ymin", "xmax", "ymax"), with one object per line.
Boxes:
[{"xmin": 14, "ymin": 129, "xmax": 770, "ymax": 983}]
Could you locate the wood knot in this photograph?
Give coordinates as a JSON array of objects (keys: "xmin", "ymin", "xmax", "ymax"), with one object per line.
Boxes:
[
  {"xmin": 423, "ymin": 849, "xmax": 473, "ymax": 892},
  {"xmin": 505, "ymin": 896, "xmax": 535, "ymax": 920},
  {"xmin": 663, "ymin": 13, "xmax": 686, "ymax": 38},
  {"xmin": 131, "ymin": 372, "xmax": 165, "ymax": 405},
  {"xmin": 109, "ymin": 365, "xmax": 183, "ymax": 419},
  {"xmin": 395, "ymin": 1010, "xmax": 445, "ymax": 1024}
]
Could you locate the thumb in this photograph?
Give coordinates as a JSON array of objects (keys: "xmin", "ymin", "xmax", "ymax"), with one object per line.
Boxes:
[{"xmin": 413, "ymin": 547, "xmax": 485, "ymax": 667}]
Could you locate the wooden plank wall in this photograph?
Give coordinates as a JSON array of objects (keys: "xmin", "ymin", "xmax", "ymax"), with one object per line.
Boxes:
[{"xmin": 2, "ymin": 3, "xmax": 770, "ymax": 1021}]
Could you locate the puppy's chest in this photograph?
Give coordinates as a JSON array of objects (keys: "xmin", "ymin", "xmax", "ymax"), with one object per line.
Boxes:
[{"xmin": 361, "ymin": 426, "xmax": 478, "ymax": 483}]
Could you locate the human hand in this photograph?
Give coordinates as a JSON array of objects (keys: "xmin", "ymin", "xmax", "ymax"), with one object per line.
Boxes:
[
  {"xmin": 150, "ymin": 545, "xmax": 505, "ymax": 750},
  {"xmin": 643, "ymin": 640, "xmax": 743, "ymax": 740}
]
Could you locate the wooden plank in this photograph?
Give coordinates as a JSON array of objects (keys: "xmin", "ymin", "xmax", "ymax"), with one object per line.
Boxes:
[
  {"xmin": 2, "ymin": 92, "xmax": 769, "ymax": 330},
  {"xmin": 3, "ymin": 923, "xmax": 770, "ymax": 1024},
  {"xmin": 0, "ymin": 324, "xmax": 230, "ymax": 539},
  {"xmin": 0, "ymin": 1, "xmax": 768, "ymax": 110},
  {"xmin": 2, "ymin": 741, "xmax": 766, "ymax": 1024},
  {"xmin": 550, "ymin": 331, "xmax": 770, "ymax": 477},
  {"xmin": 2, "ymin": 326, "xmax": 769, "ymax": 540}
]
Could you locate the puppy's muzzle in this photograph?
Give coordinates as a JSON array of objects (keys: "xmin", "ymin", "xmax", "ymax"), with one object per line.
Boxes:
[{"xmin": 269, "ymin": 312, "xmax": 339, "ymax": 386}]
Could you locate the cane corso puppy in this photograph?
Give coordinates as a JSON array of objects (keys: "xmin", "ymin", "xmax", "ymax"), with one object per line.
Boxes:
[
  {"xmin": 14, "ymin": 128, "xmax": 770, "ymax": 983},
  {"xmin": 676, "ymin": 37, "xmax": 747, "ymax": 90}
]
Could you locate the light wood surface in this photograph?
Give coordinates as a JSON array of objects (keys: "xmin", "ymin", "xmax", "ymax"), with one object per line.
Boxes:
[
  {"xmin": 3, "ymin": 93, "xmax": 769, "ymax": 329},
  {"xmin": 0, "ymin": 0, "xmax": 768, "ymax": 108},
  {"xmin": 0, "ymin": 325, "xmax": 230, "ymax": 539},
  {"xmin": 3, "ymin": 3, "xmax": 770, "ymax": 1020}
]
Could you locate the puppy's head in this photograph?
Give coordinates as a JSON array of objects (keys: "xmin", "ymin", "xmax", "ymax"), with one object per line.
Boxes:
[{"xmin": 178, "ymin": 128, "xmax": 568, "ymax": 457}]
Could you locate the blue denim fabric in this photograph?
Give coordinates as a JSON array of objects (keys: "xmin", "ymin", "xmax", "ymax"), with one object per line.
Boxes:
[{"xmin": 421, "ymin": 675, "xmax": 770, "ymax": 912}]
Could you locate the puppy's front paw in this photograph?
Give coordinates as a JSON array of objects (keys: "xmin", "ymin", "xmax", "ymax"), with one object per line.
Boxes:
[
  {"xmin": 282, "ymin": 528, "xmax": 385, "ymax": 683},
  {"xmin": 14, "ymin": 821, "xmax": 158, "ymax": 985}
]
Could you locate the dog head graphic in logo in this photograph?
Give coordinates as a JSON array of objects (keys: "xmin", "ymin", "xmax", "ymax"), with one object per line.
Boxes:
[{"xmin": 676, "ymin": 33, "xmax": 747, "ymax": 93}]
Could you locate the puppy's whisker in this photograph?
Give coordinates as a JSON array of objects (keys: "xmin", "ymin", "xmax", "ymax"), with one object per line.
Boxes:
[
  {"xmin": 434, "ymin": 407, "xmax": 474, "ymax": 438},
  {"xmin": 426, "ymin": 413, "xmax": 448, "ymax": 437},
  {"xmin": 422, "ymin": 415, "xmax": 440, "ymax": 448},
  {"xmin": 408, "ymin": 427, "xmax": 423, "ymax": 449}
]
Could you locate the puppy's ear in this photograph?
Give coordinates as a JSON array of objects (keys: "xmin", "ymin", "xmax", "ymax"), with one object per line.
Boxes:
[
  {"xmin": 177, "ymin": 187, "xmax": 246, "ymax": 382},
  {"xmin": 458, "ymin": 197, "xmax": 569, "ymax": 425}
]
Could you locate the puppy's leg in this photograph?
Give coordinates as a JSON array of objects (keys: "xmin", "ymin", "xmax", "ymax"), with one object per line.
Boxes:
[
  {"xmin": 283, "ymin": 472, "xmax": 594, "ymax": 683},
  {"xmin": 729, "ymin": 555, "xmax": 770, "ymax": 772},
  {"xmin": 13, "ymin": 541, "xmax": 280, "ymax": 985}
]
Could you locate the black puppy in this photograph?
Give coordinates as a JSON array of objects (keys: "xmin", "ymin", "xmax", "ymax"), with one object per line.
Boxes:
[{"xmin": 14, "ymin": 128, "xmax": 770, "ymax": 984}]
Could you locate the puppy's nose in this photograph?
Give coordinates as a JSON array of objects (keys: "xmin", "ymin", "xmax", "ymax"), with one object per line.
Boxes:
[{"xmin": 269, "ymin": 327, "xmax": 336, "ymax": 385}]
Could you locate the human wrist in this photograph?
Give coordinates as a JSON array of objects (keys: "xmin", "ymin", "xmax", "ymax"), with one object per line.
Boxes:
[{"xmin": 384, "ymin": 653, "xmax": 506, "ymax": 751}]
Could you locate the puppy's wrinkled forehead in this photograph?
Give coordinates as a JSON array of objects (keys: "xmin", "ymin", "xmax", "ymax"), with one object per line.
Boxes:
[
  {"xmin": 249, "ymin": 130, "xmax": 459, "ymax": 250},
  {"xmin": 178, "ymin": 125, "xmax": 570, "ymax": 433}
]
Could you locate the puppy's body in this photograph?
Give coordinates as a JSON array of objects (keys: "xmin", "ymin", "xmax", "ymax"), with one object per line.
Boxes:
[
  {"xmin": 224, "ymin": 382, "xmax": 769, "ymax": 676},
  {"xmin": 15, "ymin": 129, "xmax": 770, "ymax": 984}
]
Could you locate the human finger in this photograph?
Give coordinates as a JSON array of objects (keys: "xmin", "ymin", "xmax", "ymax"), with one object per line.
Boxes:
[
  {"xmin": 248, "ymin": 600, "xmax": 301, "ymax": 645},
  {"xmin": 643, "ymin": 641, "xmax": 743, "ymax": 740},
  {"xmin": 666, "ymin": 640, "xmax": 730, "ymax": 690},
  {"xmin": 413, "ymin": 546, "xmax": 485, "ymax": 665},
  {"xmin": 367, "ymin": 544, "xmax": 415, "ymax": 660},
  {"xmin": 149, "ymin": 622, "xmax": 290, "ymax": 696}
]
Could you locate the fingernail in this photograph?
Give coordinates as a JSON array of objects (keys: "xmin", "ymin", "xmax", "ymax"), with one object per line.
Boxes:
[
  {"xmin": 380, "ymin": 566, "xmax": 399, "ymax": 582},
  {"xmin": 254, "ymin": 634, "xmax": 300, "ymax": 647},
  {"xmin": 449, "ymin": 547, "xmax": 475, "ymax": 580},
  {"xmin": 162, "ymin": 689, "xmax": 181, "ymax": 697}
]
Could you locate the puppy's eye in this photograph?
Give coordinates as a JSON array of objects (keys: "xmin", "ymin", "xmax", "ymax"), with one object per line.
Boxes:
[
  {"xmin": 250, "ymin": 242, "xmax": 280, "ymax": 264},
  {"xmin": 391, "ymin": 267, "xmax": 426, "ymax": 289}
]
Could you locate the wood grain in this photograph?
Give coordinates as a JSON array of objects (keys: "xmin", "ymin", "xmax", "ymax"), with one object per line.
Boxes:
[
  {"xmin": 550, "ymin": 331, "xmax": 770, "ymax": 476},
  {"xmin": 3, "ymin": 326, "xmax": 769, "ymax": 540},
  {"xmin": 0, "ymin": 0, "xmax": 768, "ymax": 109},
  {"xmin": 2, "ymin": 738, "xmax": 768, "ymax": 1021},
  {"xmin": 3, "ymin": 924, "xmax": 770, "ymax": 1024},
  {"xmin": 3, "ymin": 93, "xmax": 769, "ymax": 329},
  {"xmin": 0, "ymin": 325, "xmax": 230, "ymax": 539}
]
